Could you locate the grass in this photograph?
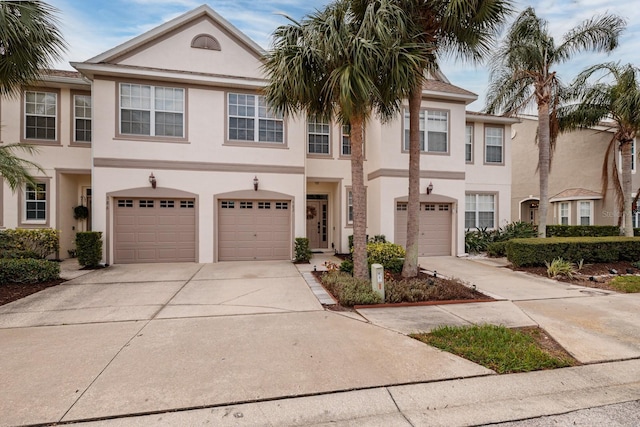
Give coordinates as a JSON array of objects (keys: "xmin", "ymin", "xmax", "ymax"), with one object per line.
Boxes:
[
  {"xmin": 609, "ymin": 275, "xmax": 640, "ymax": 293},
  {"xmin": 411, "ymin": 324, "xmax": 576, "ymax": 374}
]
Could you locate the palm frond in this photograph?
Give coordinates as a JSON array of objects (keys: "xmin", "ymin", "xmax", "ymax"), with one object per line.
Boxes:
[{"xmin": 0, "ymin": 143, "xmax": 46, "ymax": 191}]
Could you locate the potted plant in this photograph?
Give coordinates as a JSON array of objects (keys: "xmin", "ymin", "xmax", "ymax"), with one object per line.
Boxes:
[{"xmin": 73, "ymin": 205, "xmax": 89, "ymax": 220}]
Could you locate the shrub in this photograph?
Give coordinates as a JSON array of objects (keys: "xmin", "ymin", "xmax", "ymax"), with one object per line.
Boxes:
[
  {"xmin": 320, "ymin": 271, "xmax": 381, "ymax": 306},
  {"xmin": 293, "ymin": 237, "xmax": 312, "ymax": 263},
  {"xmin": 546, "ymin": 225, "xmax": 620, "ymax": 237},
  {"xmin": 368, "ymin": 235, "xmax": 387, "ymax": 243},
  {"xmin": 506, "ymin": 237, "xmax": 640, "ymax": 267},
  {"xmin": 496, "ymin": 221, "xmax": 538, "ymax": 241},
  {"xmin": 486, "ymin": 241, "xmax": 508, "ymax": 257},
  {"xmin": 76, "ymin": 232, "xmax": 103, "ymax": 267},
  {"xmin": 0, "ymin": 259, "xmax": 60, "ymax": 284},
  {"xmin": 465, "ymin": 227, "xmax": 494, "ymax": 253},
  {"xmin": 545, "ymin": 258, "xmax": 575, "ymax": 279},
  {"xmin": 366, "ymin": 242, "xmax": 405, "ymax": 274},
  {"xmin": 339, "ymin": 259, "xmax": 353, "ymax": 274},
  {"xmin": 348, "ymin": 234, "xmax": 369, "ymax": 250},
  {"xmin": 0, "ymin": 228, "xmax": 60, "ymax": 259}
]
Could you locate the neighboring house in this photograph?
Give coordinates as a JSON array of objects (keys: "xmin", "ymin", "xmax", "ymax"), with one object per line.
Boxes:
[
  {"xmin": 511, "ymin": 115, "xmax": 638, "ymax": 227},
  {"xmin": 1, "ymin": 5, "xmax": 516, "ymax": 264},
  {"xmin": 0, "ymin": 70, "xmax": 92, "ymax": 258}
]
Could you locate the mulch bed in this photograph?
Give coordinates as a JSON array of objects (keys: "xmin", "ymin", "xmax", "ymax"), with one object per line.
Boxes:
[
  {"xmin": 0, "ymin": 279, "xmax": 65, "ymax": 306},
  {"xmin": 511, "ymin": 260, "xmax": 637, "ymax": 292}
]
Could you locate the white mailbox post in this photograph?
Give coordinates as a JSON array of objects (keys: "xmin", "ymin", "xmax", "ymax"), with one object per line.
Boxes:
[{"xmin": 371, "ymin": 263, "xmax": 385, "ymax": 300}]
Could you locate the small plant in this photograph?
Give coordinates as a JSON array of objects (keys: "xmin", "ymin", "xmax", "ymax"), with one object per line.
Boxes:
[
  {"xmin": 319, "ymin": 270, "xmax": 381, "ymax": 306},
  {"xmin": 545, "ymin": 257, "xmax": 575, "ymax": 279},
  {"xmin": 609, "ymin": 276, "xmax": 640, "ymax": 293},
  {"xmin": 632, "ymin": 261, "xmax": 640, "ymax": 269},
  {"xmin": 368, "ymin": 235, "xmax": 387, "ymax": 243},
  {"xmin": 323, "ymin": 261, "xmax": 340, "ymax": 272},
  {"xmin": 76, "ymin": 232, "xmax": 103, "ymax": 267},
  {"xmin": 73, "ymin": 205, "xmax": 89, "ymax": 220},
  {"xmin": 366, "ymin": 242, "xmax": 405, "ymax": 272},
  {"xmin": 339, "ymin": 259, "xmax": 353, "ymax": 274},
  {"xmin": 293, "ymin": 237, "xmax": 312, "ymax": 263}
]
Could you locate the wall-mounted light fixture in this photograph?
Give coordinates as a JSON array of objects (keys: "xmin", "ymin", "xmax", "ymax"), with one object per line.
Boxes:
[
  {"xmin": 149, "ymin": 172, "xmax": 157, "ymax": 189},
  {"xmin": 426, "ymin": 181, "xmax": 433, "ymax": 195},
  {"xmin": 253, "ymin": 176, "xmax": 259, "ymax": 191}
]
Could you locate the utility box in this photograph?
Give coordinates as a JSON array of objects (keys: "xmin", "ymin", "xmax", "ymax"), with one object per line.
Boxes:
[{"xmin": 371, "ymin": 263, "xmax": 385, "ymax": 300}]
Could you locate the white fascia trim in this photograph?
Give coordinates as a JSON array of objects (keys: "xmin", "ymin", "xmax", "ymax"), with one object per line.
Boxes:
[
  {"xmin": 422, "ymin": 89, "xmax": 477, "ymax": 104},
  {"xmin": 466, "ymin": 114, "xmax": 520, "ymax": 125},
  {"xmin": 71, "ymin": 63, "xmax": 267, "ymax": 89},
  {"xmin": 549, "ymin": 195, "xmax": 604, "ymax": 203}
]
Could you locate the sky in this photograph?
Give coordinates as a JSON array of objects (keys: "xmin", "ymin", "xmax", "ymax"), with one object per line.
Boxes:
[{"xmin": 45, "ymin": 0, "xmax": 640, "ymax": 111}]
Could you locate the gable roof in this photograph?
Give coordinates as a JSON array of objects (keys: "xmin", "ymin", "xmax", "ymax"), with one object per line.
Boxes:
[
  {"xmin": 550, "ymin": 188, "xmax": 603, "ymax": 202},
  {"xmin": 86, "ymin": 5, "xmax": 264, "ymax": 64},
  {"xmin": 422, "ymin": 79, "xmax": 477, "ymax": 104}
]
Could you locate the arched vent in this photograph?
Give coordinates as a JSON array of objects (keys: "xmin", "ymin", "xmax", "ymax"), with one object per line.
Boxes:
[{"xmin": 191, "ymin": 34, "xmax": 221, "ymax": 51}]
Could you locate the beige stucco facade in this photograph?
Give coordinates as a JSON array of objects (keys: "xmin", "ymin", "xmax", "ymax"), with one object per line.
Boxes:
[
  {"xmin": 511, "ymin": 116, "xmax": 637, "ymax": 228},
  {"xmin": 1, "ymin": 5, "xmax": 515, "ymax": 263}
]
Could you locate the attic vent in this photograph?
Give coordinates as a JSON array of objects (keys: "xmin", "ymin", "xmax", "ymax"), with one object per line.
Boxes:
[{"xmin": 191, "ymin": 34, "xmax": 221, "ymax": 51}]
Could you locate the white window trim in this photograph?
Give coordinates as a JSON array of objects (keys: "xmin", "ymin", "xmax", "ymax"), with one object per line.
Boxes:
[
  {"xmin": 307, "ymin": 116, "xmax": 331, "ymax": 155},
  {"xmin": 578, "ymin": 200, "xmax": 594, "ymax": 226},
  {"xmin": 227, "ymin": 93, "xmax": 284, "ymax": 144},
  {"xmin": 22, "ymin": 182, "xmax": 48, "ymax": 224},
  {"xmin": 119, "ymin": 83, "xmax": 185, "ymax": 138},
  {"xmin": 73, "ymin": 94, "xmax": 92, "ymax": 143},
  {"xmin": 465, "ymin": 124, "xmax": 473, "ymax": 163},
  {"xmin": 403, "ymin": 108, "xmax": 449, "ymax": 154},
  {"xmin": 484, "ymin": 126, "xmax": 504, "ymax": 164},
  {"xmin": 618, "ymin": 139, "xmax": 636, "ymax": 174},
  {"xmin": 24, "ymin": 90, "xmax": 58, "ymax": 141},
  {"xmin": 559, "ymin": 202, "xmax": 571, "ymax": 226},
  {"xmin": 465, "ymin": 193, "xmax": 496, "ymax": 229}
]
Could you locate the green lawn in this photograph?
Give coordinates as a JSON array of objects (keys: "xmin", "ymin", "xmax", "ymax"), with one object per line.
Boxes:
[
  {"xmin": 411, "ymin": 324, "xmax": 576, "ymax": 374},
  {"xmin": 610, "ymin": 276, "xmax": 640, "ymax": 293}
]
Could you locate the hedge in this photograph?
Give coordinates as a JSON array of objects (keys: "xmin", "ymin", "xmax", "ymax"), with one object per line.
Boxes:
[
  {"xmin": 0, "ymin": 228, "xmax": 60, "ymax": 259},
  {"xmin": 506, "ymin": 237, "xmax": 640, "ymax": 267},
  {"xmin": 76, "ymin": 232, "xmax": 103, "ymax": 267},
  {"xmin": 0, "ymin": 259, "xmax": 60, "ymax": 284},
  {"xmin": 546, "ymin": 225, "xmax": 620, "ymax": 237}
]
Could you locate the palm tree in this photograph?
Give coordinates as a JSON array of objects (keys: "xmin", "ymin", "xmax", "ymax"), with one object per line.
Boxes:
[
  {"xmin": 1, "ymin": 1, "xmax": 66, "ymax": 189},
  {"xmin": 0, "ymin": 143, "xmax": 46, "ymax": 190},
  {"xmin": 263, "ymin": 0, "xmax": 428, "ymax": 279},
  {"xmin": 0, "ymin": 1, "xmax": 66, "ymax": 96},
  {"xmin": 352, "ymin": 0, "xmax": 512, "ymax": 277},
  {"xmin": 560, "ymin": 63, "xmax": 640, "ymax": 236},
  {"xmin": 485, "ymin": 7, "xmax": 625, "ymax": 237}
]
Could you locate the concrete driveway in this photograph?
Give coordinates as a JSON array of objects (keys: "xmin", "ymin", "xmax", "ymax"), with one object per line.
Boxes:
[{"xmin": 0, "ymin": 260, "xmax": 491, "ymax": 427}]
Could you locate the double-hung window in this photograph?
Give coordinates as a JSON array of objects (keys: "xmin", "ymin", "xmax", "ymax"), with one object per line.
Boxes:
[
  {"xmin": 559, "ymin": 202, "xmax": 569, "ymax": 225},
  {"xmin": 228, "ymin": 93, "xmax": 283, "ymax": 143},
  {"xmin": 120, "ymin": 83, "xmax": 184, "ymax": 138},
  {"xmin": 579, "ymin": 201, "xmax": 592, "ymax": 225},
  {"xmin": 307, "ymin": 116, "xmax": 330, "ymax": 154},
  {"xmin": 25, "ymin": 90, "xmax": 57, "ymax": 140},
  {"xmin": 465, "ymin": 125, "xmax": 473, "ymax": 163},
  {"xmin": 465, "ymin": 194, "xmax": 495, "ymax": 229},
  {"xmin": 485, "ymin": 126, "xmax": 504, "ymax": 163},
  {"xmin": 341, "ymin": 125, "xmax": 351, "ymax": 156},
  {"xmin": 25, "ymin": 183, "xmax": 47, "ymax": 222},
  {"xmin": 74, "ymin": 94, "xmax": 92, "ymax": 142},
  {"xmin": 403, "ymin": 109, "xmax": 448, "ymax": 153}
]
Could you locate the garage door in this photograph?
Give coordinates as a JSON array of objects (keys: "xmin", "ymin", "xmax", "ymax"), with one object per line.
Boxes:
[
  {"xmin": 114, "ymin": 198, "xmax": 196, "ymax": 263},
  {"xmin": 218, "ymin": 199, "xmax": 291, "ymax": 261},
  {"xmin": 395, "ymin": 202, "xmax": 452, "ymax": 256}
]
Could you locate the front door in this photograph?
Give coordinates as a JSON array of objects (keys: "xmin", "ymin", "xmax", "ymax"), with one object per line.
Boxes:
[{"xmin": 306, "ymin": 199, "xmax": 328, "ymax": 249}]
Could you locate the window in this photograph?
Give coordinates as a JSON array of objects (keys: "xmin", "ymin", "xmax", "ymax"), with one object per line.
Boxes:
[
  {"xmin": 139, "ymin": 200, "xmax": 154, "ymax": 208},
  {"xmin": 619, "ymin": 139, "xmax": 636, "ymax": 172},
  {"xmin": 275, "ymin": 202, "xmax": 288, "ymax": 210},
  {"xmin": 160, "ymin": 200, "xmax": 175, "ymax": 208},
  {"xmin": 342, "ymin": 125, "xmax": 351, "ymax": 156},
  {"xmin": 117, "ymin": 200, "xmax": 133, "ymax": 208},
  {"xmin": 560, "ymin": 202, "xmax": 569, "ymax": 225},
  {"xmin": 228, "ymin": 93, "xmax": 283, "ymax": 143},
  {"xmin": 221, "ymin": 201, "xmax": 234, "ymax": 209},
  {"xmin": 240, "ymin": 201, "xmax": 253, "ymax": 209},
  {"xmin": 465, "ymin": 125, "xmax": 473, "ymax": 163},
  {"xmin": 396, "ymin": 202, "xmax": 407, "ymax": 211},
  {"xmin": 579, "ymin": 201, "xmax": 592, "ymax": 225},
  {"xmin": 120, "ymin": 83, "xmax": 184, "ymax": 137},
  {"xmin": 24, "ymin": 183, "xmax": 47, "ymax": 221},
  {"xmin": 403, "ymin": 109, "xmax": 448, "ymax": 153},
  {"xmin": 465, "ymin": 194, "xmax": 495, "ymax": 229},
  {"xmin": 25, "ymin": 90, "xmax": 57, "ymax": 140},
  {"xmin": 485, "ymin": 126, "xmax": 504, "ymax": 163},
  {"xmin": 347, "ymin": 190, "xmax": 353, "ymax": 224},
  {"xmin": 307, "ymin": 116, "xmax": 330, "ymax": 154},
  {"xmin": 74, "ymin": 94, "xmax": 92, "ymax": 142}
]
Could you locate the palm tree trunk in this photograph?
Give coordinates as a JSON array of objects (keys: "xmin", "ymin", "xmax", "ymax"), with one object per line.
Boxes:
[
  {"xmin": 621, "ymin": 140, "xmax": 634, "ymax": 236},
  {"xmin": 537, "ymin": 102, "xmax": 551, "ymax": 238},
  {"xmin": 402, "ymin": 87, "xmax": 421, "ymax": 278},
  {"xmin": 350, "ymin": 115, "xmax": 368, "ymax": 280}
]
